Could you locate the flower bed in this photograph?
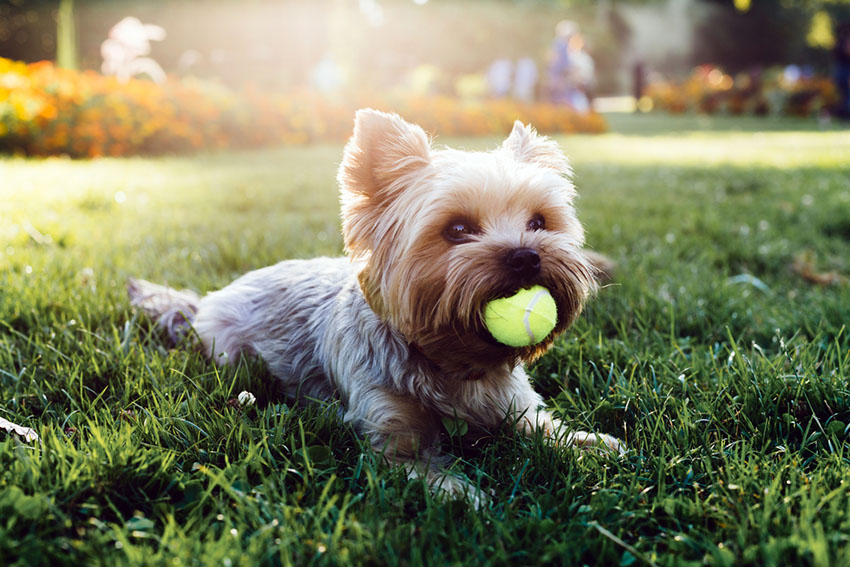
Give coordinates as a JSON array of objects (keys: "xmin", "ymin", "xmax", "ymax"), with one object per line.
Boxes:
[
  {"xmin": 0, "ymin": 58, "xmax": 606, "ymax": 158},
  {"xmin": 644, "ymin": 65, "xmax": 838, "ymax": 118}
]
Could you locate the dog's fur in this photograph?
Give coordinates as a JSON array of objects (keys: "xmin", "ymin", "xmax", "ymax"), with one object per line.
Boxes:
[{"xmin": 129, "ymin": 109, "xmax": 621, "ymax": 504}]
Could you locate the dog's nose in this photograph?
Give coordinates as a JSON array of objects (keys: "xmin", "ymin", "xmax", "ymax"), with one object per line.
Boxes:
[{"xmin": 505, "ymin": 248, "xmax": 541, "ymax": 277}]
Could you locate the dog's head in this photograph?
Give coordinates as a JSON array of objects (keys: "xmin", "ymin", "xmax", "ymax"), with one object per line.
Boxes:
[{"xmin": 338, "ymin": 109, "xmax": 595, "ymax": 374}]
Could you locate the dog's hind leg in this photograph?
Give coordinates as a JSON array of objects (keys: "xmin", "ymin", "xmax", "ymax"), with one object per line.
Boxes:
[{"xmin": 127, "ymin": 278, "xmax": 201, "ymax": 344}]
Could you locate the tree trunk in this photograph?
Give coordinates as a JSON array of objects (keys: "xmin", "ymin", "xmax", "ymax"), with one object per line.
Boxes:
[{"xmin": 57, "ymin": 0, "xmax": 78, "ymax": 70}]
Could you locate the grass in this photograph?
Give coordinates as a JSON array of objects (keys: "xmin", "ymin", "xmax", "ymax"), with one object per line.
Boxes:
[{"xmin": 2, "ymin": 112, "xmax": 850, "ymax": 566}]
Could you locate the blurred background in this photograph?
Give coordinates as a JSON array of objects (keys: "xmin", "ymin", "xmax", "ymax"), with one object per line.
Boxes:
[
  {"xmin": 4, "ymin": 0, "xmax": 850, "ymax": 93},
  {"xmin": 1, "ymin": 0, "xmax": 849, "ymax": 157}
]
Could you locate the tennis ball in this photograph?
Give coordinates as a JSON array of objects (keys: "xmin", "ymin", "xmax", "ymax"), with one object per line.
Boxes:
[{"xmin": 484, "ymin": 285, "xmax": 558, "ymax": 347}]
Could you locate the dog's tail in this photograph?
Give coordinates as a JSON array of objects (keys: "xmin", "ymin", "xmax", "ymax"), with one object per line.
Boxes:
[{"xmin": 127, "ymin": 278, "xmax": 201, "ymax": 345}]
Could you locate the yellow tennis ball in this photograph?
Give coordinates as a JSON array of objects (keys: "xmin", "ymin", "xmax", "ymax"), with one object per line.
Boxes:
[{"xmin": 484, "ymin": 285, "xmax": 558, "ymax": 347}]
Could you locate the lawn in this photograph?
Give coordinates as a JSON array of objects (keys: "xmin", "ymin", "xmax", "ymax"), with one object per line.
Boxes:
[{"xmin": 2, "ymin": 113, "xmax": 850, "ymax": 567}]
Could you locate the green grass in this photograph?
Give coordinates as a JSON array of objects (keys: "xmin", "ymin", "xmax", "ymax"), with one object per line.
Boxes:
[{"xmin": 2, "ymin": 113, "xmax": 850, "ymax": 566}]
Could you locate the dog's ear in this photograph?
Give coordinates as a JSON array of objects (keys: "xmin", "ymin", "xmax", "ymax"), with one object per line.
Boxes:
[
  {"xmin": 338, "ymin": 109, "xmax": 431, "ymax": 202},
  {"xmin": 502, "ymin": 121, "xmax": 571, "ymax": 174},
  {"xmin": 340, "ymin": 109, "xmax": 431, "ymax": 263}
]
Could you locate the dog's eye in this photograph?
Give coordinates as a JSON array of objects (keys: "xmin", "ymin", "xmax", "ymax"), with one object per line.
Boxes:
[
  {"xmin": 443, "ymin": 219, "xmax": 480, "ymax": 244},
  {"xmin": 527, "ymin": 213, "xmax": 546, "ymax": 232}
]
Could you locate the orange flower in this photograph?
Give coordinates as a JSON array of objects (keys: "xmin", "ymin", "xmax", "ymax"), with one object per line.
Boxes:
[{"xmin": 0, "ymin": 56, "xmax": 607, "ymax": 157}]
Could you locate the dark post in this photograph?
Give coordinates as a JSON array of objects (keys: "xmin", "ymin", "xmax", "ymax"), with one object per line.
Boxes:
[{"xmin": 633, "ymin": 61, "xmax": 645, "ymax": 113}]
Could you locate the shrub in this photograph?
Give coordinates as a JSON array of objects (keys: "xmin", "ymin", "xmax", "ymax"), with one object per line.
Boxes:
[
  {"xmin": 644, "ymin": 64, "xmax": 837, "ymax": 118},
  {"xmin": 0, "ymin": 58, "xmax": 606, "ymax": 158}
]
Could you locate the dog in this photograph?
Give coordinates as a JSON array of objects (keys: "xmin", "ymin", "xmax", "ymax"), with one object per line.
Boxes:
[{"xmin": 128, "ymin": 109, "xmax": 622, "ymax": 505}]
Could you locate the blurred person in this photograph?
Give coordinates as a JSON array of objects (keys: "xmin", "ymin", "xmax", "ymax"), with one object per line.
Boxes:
[
  {"xmin": 487, "ymin": 58, "xmax": 513, "ymax": 98},
  {"xmin": 101, "ymin": 16, "xmax": 166, "ymax": 84},
  {"xmin": 565, "ymin": 32, "xmax": 595, "ymax": 113},
  {"xmin": 834, "ymin": 22, "xmax": 850, "ymax": 119},
  {"xmin": 547, "ymin": 21, "xmax": 595, "ymax": 113},
  {"xmin": 547, "ymin": 20, "xmax": 576, "ymax": 104},
  {"xmin": 512, "ymin": 57, "xmax": 539, "ymax": 103},
  {"xmin": 783, "ymin": 64, "xmax": 802, "ymax": 85}
]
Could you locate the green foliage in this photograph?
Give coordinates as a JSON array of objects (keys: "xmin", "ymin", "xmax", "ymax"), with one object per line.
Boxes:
[
  {"xmin": 2, "ymin": 114, "xmax": 850, "ymax": 565},
  {"xmin": 694, "ymin": 0, "xmax": 850, "ymax": 73}
]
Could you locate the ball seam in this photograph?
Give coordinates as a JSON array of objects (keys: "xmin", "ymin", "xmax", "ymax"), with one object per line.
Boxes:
[{"xmin": 523, "ymin": 288, "xmax": 549, "ymax": 343}]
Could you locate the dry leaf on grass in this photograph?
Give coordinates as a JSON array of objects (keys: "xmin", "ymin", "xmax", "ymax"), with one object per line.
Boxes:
[
  {"xmin": 0, "ymin": 416, "xmax": 40, "ymax": 443},
  {"xmin": 791, "ymin": 252, "xmax": 848, "ymax": 286}
]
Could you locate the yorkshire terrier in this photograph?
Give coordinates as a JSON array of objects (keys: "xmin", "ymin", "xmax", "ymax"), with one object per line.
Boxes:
[{"xmin": 128, "ymin": 109, "xmax": 622, "ymax": 505}]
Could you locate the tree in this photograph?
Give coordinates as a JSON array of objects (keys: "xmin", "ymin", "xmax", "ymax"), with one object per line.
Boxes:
[
  {"xmin": 693, "ymin": 0, "xmax": 850, "ymax": 72},
  {"xmin": 56, "ymin": 0, "xmax": 77, "ymax": 69}
]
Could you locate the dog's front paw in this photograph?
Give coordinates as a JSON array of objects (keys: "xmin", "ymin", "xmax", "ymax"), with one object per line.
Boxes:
[
  {"xmin": 564, "ymin": 430, "xmax": 626, "ymax": 455},
  {"xmin": 405, "ymin": 461, "xmax": 492, "ymax": 509},
  {"xmin": 430, "ymin": 473, "xmax": 492, "ymax": 510}
]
